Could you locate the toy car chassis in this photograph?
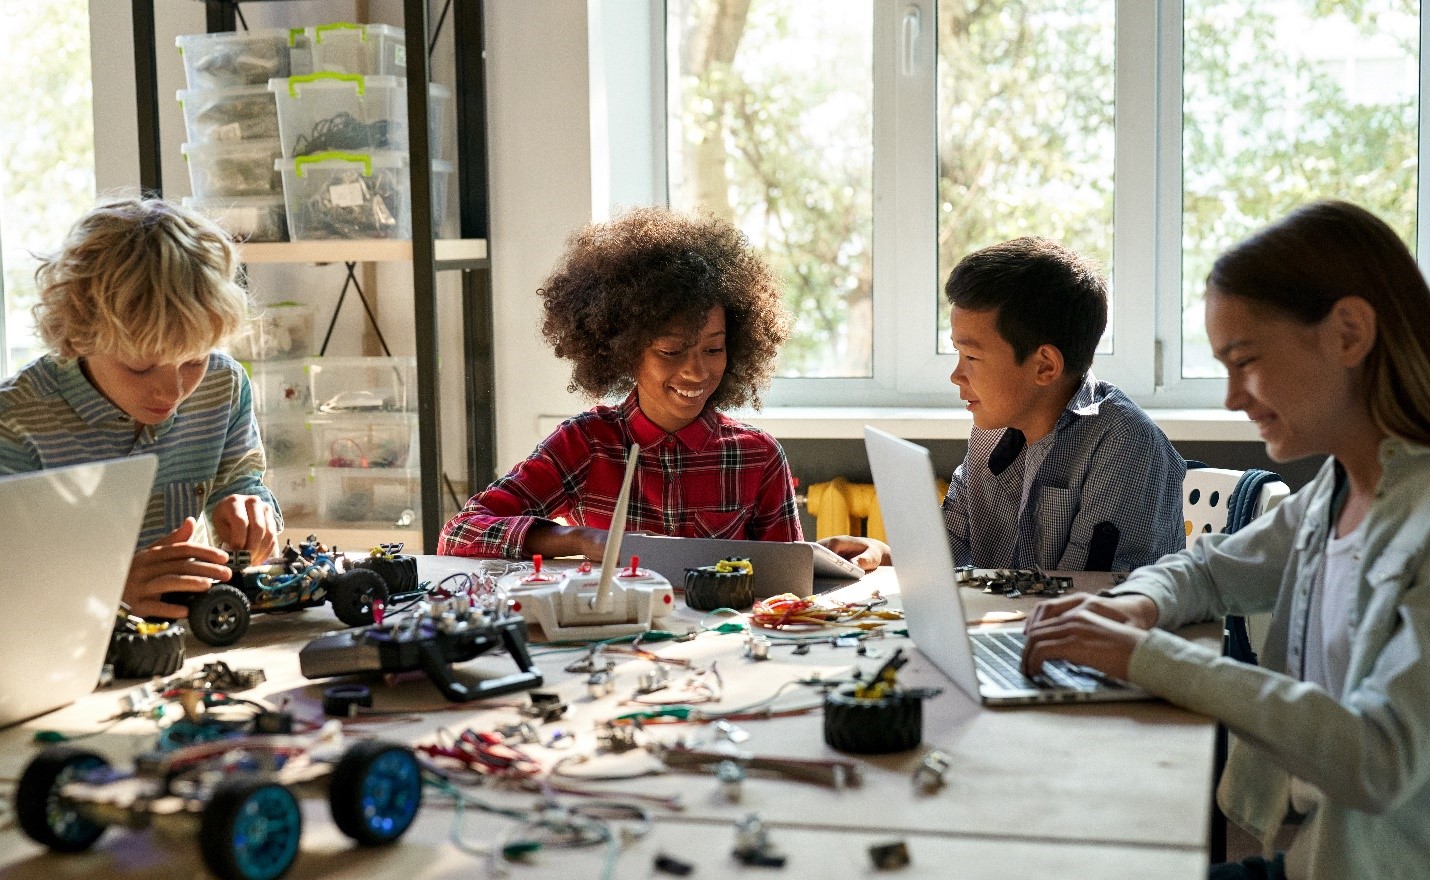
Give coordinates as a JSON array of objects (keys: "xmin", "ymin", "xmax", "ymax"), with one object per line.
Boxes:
[{"xmin": 17, "ymin": 734, "xmax": 422, "ymax": 880}]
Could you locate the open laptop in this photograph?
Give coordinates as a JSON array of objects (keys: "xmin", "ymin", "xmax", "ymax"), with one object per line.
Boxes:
[
  {"xmin": 622, "ymin": 534, "xmax": 865, "ymax": 599},
  {"xmin": 864, "ymin": 426, "xmax": 1147, "ymax": 705},
  {"xmin": 0, "ymin": 455, "xmax": 157, "ymax": 726}
]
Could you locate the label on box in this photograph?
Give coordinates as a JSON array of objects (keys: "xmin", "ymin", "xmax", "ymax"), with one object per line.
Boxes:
[
  {"xmin": 213, "ymin": 122, "xmax": 244, "ymax": 142},
  {"xmin": 328, "ymin": 181, "xmax": 366, "ymax": 208}
]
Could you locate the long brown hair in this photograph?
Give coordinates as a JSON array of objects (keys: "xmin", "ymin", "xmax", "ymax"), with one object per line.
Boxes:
[{"xmin": 1208, "ymin": 200, "xmax": 1430, "ymax": 445}]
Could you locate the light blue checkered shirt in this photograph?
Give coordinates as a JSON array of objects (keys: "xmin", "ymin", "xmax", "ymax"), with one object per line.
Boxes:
[
  {"xmin": 941, "ymin": 374, "xmax": 1185, "ymax": 572},
  {"xmin": 0, "ymin": 351, "xmax": 281, "ymax": 549}
]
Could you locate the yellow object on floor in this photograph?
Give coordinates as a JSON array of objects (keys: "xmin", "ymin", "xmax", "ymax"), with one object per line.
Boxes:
[{"xmin": 806, "ymin": 476, "xmax": 947, "ymax": 541}]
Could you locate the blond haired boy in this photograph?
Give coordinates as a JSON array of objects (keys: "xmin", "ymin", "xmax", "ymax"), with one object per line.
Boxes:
[{"xmin": 0, "ymin": 198, "xmax": 281, "ymax": 617}]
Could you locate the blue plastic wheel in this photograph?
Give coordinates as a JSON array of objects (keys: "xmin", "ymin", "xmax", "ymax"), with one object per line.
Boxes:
[
  {"xmin": 16, "ymin": 747, "xmax": 111, "ymax": 852},
  {"xmin": 199, "ymin": 777, "xmax": 302, "ymax": 880},
  {"xmin": 329, "ymin": 740, "xmax": 423, "ymax": 845}
]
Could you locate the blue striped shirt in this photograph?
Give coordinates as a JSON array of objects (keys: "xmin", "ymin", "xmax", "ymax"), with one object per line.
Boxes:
[
  {"xmin": 941, "ymin": 373, "xmax": 1186, "ymax": 572},
  {"xmin": 0, "ymin": 351, "xmax": 281, "ymax": 548}
]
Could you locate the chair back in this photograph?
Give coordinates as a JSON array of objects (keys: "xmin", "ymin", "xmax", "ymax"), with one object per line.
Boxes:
[{"xmin": 1183, "ymin": 467, "xmax": 1290, "ymax": 549}]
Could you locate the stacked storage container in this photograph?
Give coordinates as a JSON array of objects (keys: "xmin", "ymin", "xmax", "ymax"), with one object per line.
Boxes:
[
  {"xmin": 270, "ymin": 22, "xmax": 452, "ymax": 241},
  {"xmin": 176, "ymin": 28, "xmax": 306, "ymax": 241}
]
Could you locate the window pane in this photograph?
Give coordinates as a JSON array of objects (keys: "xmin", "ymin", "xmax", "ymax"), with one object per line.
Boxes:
[
  {"xmin": 669, "ymin": 0, "xmax": 873, "ymax": 378},
  {"xmin": 936, "ymin": 1, "xmax": 1116, "ymax": 354},
  {"xmin": 1182, "ymin": 0, "xmax": 1419, "ymax": 378},
  {"xmin": 1, "ymin": 0, "xmax": 94, "ymax": 374}
]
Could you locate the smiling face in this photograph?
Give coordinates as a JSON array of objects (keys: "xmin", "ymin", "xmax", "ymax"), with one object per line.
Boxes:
[
  {"xmin": 1205, "ymin": 288, "xmax": 1366, "ymax": 462},
  {"xmin": 82, "ymin": 351, "xmax": 210, "ymax": 426},
  {"xmin": 635, "ymin": 308, "xmax": 728, "ymax": 433},
  {"xmin": 948, "ymin": 305, "xmax": 1064, "ymax": 436}
]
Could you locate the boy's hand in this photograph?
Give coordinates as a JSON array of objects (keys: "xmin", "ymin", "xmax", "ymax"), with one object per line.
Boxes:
[
  {"xmin": 819, "ymin": 535, "xmax": 891, "ymax": 571},
  {"xmin": 525, "ymin": 523, "xmax": 608, "ymax": 561},
  {"xmin": 210, "ymin": 494, "xmax": 280, "ymax": 562},
  {"xmin": 124, "ymin": 518, "xmax": 231, "ymax": 618}
]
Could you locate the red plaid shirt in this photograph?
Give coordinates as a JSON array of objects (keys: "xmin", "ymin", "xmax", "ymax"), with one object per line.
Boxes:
[{"xmin": 438, "ymin": 394, "xmax": 803, "ymax": 558}]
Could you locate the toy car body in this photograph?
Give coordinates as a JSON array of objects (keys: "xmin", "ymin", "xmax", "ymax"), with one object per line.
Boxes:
[
  {"xmin": 182, "ymin": 537, "xmax": 425, "ymax": 647},
  {"xmin": 17, "ymin": 729, "xmax": 422, "ymax": 880}
]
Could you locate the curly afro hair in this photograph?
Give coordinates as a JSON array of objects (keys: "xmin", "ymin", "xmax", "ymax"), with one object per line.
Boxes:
[{"xmin": 539, "ymin": 206, "xmax": 791, "ymax": 411}]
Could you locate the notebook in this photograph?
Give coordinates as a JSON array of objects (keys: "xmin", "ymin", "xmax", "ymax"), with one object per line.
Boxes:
[
  {"xmin": 0, "ymin": 455, "xmax": 157, "ymax": 726},
  {"xmin": 864, "ymin": 426, "xmax": 1148, "ymax": 705},
  {"xmin": 621, "ymin": 534, "xmax": 865, "ymax": 599}
]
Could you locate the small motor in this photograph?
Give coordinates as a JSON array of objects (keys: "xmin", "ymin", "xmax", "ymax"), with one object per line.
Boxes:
[{"xmin": 683, "ymin": 557, "xmax": 755, "ymax": 611}]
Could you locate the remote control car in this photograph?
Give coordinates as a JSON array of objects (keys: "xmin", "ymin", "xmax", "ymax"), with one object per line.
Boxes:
[
  {"xmin": 171, "ymin": 536, "xmax": 424, "ymax": 647},
  {"xmin": 17, "ymin": 729, "xmax": 422, "ymax": 880}
]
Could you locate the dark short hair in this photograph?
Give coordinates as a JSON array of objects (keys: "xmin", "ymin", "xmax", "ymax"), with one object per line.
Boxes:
[
  {"xmin": 539, "ymin": 206, "xmax": 790, "ymax": 410},
  {"xmin": 943, "ymin": 237, "xmax": 1107, "ymax": 377}
]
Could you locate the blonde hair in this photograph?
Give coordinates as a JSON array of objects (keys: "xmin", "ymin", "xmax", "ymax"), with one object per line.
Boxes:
[
  {"xmin": 1209, "ymin": 200, "xmax": 1430, "ymax": 446},
  {"xmin": 33, "ymin": 197, "xmax": 249, "ymax": 362}
]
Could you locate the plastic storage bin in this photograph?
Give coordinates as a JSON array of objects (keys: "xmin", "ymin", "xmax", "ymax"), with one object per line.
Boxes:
[
  {"xmin": 177, "ymin": 28, "xmax": 293, "ymax": 90},
  {"xmin": 247, "ymin": 360, "xmax": 312, "ymax": 414},
  {"xmin": 306, "ymin": 23, "xmax": 407, "ymax": 76},
  {"xmin": 317, "ymin": 466, "xmax": 418, "ymax": 526},
  {"xmin": 239, "ymin": 302, "xmax": 316, "ymax": 360},
  {"xmin": 183, "ymin": 140, "xmax": 284, "ymax": 198},
  {"xmin": 265, "ymin": 466, "xmax": 318, "ymax": 521},
  {"xmin": 182, "ymin": 195, "xmax": 288, "ymax": 243},
  {"xmin": 277, "ymin": 151, "xmax": 451, "ymax": 241},
  {"xmin": 270, "ymin": 74, "xmax": 450, "ymax": 159},
  {"xmin": 312, "ymin": 412, "xmax": 416, "ymax": 469},
  {"xmin": 178, "ymin": 85, "xmax": 279, "ymax": 145},
  {"xmin": 309, "ymin": 356, "xmax": 415, "ymax": 415},
  {"xmin": 258, "ymin": 414, "xmax": 313, "ymax": 469}
]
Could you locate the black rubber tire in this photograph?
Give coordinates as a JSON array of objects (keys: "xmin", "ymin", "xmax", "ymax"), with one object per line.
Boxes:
[
  {"xmin": 326, "ymin": 569, "xmax": 388, "ymax": 627},
  {"xmin": 329, "ymin": 740, "xmax": 423, "ymax": 845},
  {"xmin": 199, "ymin": 776, "xmax": 302, "ymax": 880},
  {"xmin": 187, "ymin": 584, "xmax": 252, "ymax": 647},
  {"xmin": 16, "ymin": 746, "xmax": 111, "ymax": 852},
  {"xmin": 683, "ymin": 570, "xmax": 755, "ymax": 611},
  {"xmin": 823, "ymin": 686, "xmax": 924, "ymax": 754},
  {"xmin": 354, "ymin": 554, "xmax": 419, "ymax": 594},
  {"xmin": 107, "ymin": 623, "xmax": 186, "ymax": 678}
]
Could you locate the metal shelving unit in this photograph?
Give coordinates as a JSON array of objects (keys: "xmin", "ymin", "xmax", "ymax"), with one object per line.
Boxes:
[{"xmin": 131, "ymin": 0, "xmax": 498, "ymax": 552}]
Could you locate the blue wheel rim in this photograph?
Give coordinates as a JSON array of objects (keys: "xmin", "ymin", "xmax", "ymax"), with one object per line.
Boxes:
[
  {"xmin": 50, "ymin": 758, "xmax": 106, "ymax": 846},
  {"xmin": 231, "ymin": 785, "xmax": 301, "ymax": 880},
  {"xmin": 359, "ymin": 750, "xmax": 421, "ymax": 839}
]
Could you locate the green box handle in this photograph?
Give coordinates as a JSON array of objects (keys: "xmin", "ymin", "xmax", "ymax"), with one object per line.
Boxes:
[
  {"xmin": 314, "ymin": 22, "xmax": 369, "ymax": 44},
  {"xmin": 287, "ymin": 72, "xmax": 365, "ymax": 97},
  {"xmin": 294, "ymin": 151, "xmax": 373, "ymax": 179}
]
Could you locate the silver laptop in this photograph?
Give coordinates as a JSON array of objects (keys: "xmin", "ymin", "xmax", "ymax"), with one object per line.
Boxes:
[
  {"xmin": 864, "ymin": 427, "xmax": 1147, "ymax": 705},
  {"xmin": 622, "ymin": 534, "xmax": 865, "ymax": 599},
  {"xmin": 0, "ymin": 455, "xmax": 157, "ymax": 726}
]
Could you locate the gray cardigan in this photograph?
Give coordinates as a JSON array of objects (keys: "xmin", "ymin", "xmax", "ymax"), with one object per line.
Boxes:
[{"xmin": 1111, "ymin": 439, "xmax": 1430, "ymax": 880}]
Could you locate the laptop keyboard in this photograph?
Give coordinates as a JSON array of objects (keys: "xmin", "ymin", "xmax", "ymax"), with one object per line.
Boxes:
[{"xmin": 969, "ymin": 629, "xmax": 1098, "ymax": 692}]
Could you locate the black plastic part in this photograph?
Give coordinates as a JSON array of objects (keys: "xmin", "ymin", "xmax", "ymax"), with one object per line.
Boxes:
[
  {"xmin": 107, "ymin": 623, "xmax": 185, "ymax": 678},
  {"xmin": 199, "ymin": 776, "xmax": 302, "ymax": 880},
  {"xmin": 323, "ymin": 685, "xmax": 375, "ymax": 717},
  {"xmin": 16, "ymin": 747, "xmax": 111, "ymax": 852},
  {"xmin": 253, "ymin": 712, "xmax": 294, "ymax": 735},
  {"xmin": 869, "ymin": 840, "xmax": 911, "ymax": 870},
  {"xmin": 326, "ymin": 569, "xmax": 389, "ymax": 627},
  {"xmin": 654, "ymin": 852, "xmax": 695, "ymax": 876},
  {"xmin": 683, "ymin": 565, "xmax": 755, "ymax": 611},
  {"xmin": 353, "ymin": 553, "xmax": 420, "ymax": 594},
  {"xmin": 823, "ymin": 686, "xmax": 925, "ymax": 754},
  {"xmin": 186, "ymin": 584, "xmax": 252, "ymax": 647},
  {"xmin": 328, "ymin": 740, "xmax": 423, "ymax": 845}
]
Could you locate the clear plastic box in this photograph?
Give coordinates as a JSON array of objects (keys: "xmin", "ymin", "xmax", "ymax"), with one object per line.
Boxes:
[
  {"xmin": 277, "ymin": 151, "xmax": 452, "ymax": 241},
  {"xmin": 246, "ymin": 360, "xmax": 312, "ymax": 414},
  {"xmin": 258, "ymin": 414, "xmax": 313, "ymax": 470},
  {"xmin": 182, "ymin": 195, "xmax": 288, "ymax": 243},
  {"xmin": 183, "ymin": 140, "xmax": 284, "ymax": 198},
  {"xmin": 306, "ymin": 23, "xmax": 407, "ymax": 76},
  {"xmin": 316, "ymin": 466, "xmax": 419, "ymax": 526},
  {"xmin": 311, "ymin": 412, "xmax": 416, "ymax": 469},
  {"xmin": 269, "ymin": 74, "xmax": 450, "ymax": 159},
  {"xmin": 178, "ymin": 85, "xmax": 279, "ymax": 145},
  {"xmin": 177, "ymin": 29, "xmax": 294, "ymax": 90},
  {"xmin": 309, "ymin": 356, "xmax": 415, "ymax": 415},
  {"xmin": 265, "ymin": 466, "xmax": 318, "ymax": 521}
]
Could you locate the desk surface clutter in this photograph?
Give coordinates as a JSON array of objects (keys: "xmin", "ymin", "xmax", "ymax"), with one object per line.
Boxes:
[{"xmin": 0, "ymin": 558, "xmax": 1216, "ymax": 880}]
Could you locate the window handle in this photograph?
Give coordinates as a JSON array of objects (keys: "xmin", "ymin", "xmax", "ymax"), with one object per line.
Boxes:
[{"xmin": 901, "ymin": 4, "xmax": 922, "ymax": 77}]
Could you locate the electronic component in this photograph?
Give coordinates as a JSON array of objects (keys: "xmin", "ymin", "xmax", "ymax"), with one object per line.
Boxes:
[{"xmin": 869, "ymin": 840, "xmax": 911, "ymax": 870}]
